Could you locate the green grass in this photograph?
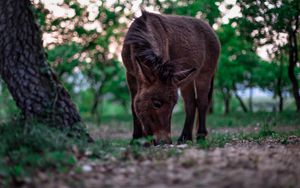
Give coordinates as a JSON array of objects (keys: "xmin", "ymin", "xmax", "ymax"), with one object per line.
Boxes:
[
  {"xmin": 197, "ymin": 127, "xmax": 300, "ymax": 149},
  {"xmin": 0, "ymin": 119, "xmax": 128, "ymax": 186},
  {"xmin": 0, "ymin": 120, "xmax": 78, "ymax": 185},
  {"xmin": 1, "ymin": 112, "xmax": 300, "ymax": 186},
  {"xmin": 172, "ymin": 111, "xmax": 300, "ymax": 129},
  {"xmin": 97, "ymin": 111, "xmax": 300, "ymax": 129}
]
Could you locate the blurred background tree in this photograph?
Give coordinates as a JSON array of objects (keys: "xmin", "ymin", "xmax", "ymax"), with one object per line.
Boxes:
[
  {"xmin": 236, "ymin": 0, "xmax": 300, "ymax": 111},
  {"xmin": 216, "ymin": 22, "xmax": 260, "ymax": 114},
  {"xmin": 0, "ymin": 0, "xmax": 299, "ymax": 125},
  {"xmin": 0, "ymin": 0, "xmax": 83, "ymax": 128},
  {"xmin": 33, "ymin": 0, "xmax": 131, "ymax": 123},
  {"xmin": 146, "ymin": 0, "xmax": 221, "ymax": 26}
]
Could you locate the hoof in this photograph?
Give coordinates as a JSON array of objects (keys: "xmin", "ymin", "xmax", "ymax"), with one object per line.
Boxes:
[{"xmin": 177, "ymin": 136, "xmax": 192, "ymax": 144}]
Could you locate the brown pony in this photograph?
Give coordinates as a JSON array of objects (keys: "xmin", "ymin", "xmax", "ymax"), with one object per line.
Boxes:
[{"xmin": 122, "ymin": 11, "xmax": 220, "ymax": 145}]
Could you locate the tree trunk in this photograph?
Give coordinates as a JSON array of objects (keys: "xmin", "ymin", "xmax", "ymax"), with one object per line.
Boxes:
[
  {"xmin": 288, "ymin": 25, "xmax": 300, "ymax": 112},
  {"xmin": 224, "ymin": 97, "xmax": 230, "ymax": 115},
  {"xmin": 278, "ymin": 92, "xmax": 284, "ymax": 112},
  {"xmin": 0, "ymin": 0, "xmax": 82, "ymax": 127},
  {"xmin": 91, "ymin": 90, "xmax": 102, "ymax": 126},
  {"xmin": 234, "ymin": 91, "xmax": 248, "ymax": 113},
  {"xmin": 232, "ymin": 83, "xmax": 248, "ymax": 113},
  {"xmin": 276, "ymin": 59, "xmax": 284, "ymax": 112},
  {"xmin": 221, "ymin": 88, "xmax": 231, "ymax": 115},
  {"xmin": 90, "ymin": 81, "xmax": 106, "ymax": 126},
  {"xmin": 248, "ymin": 86, "xmax": 253, "ymax": 112},
  {"xmin": 91, "ymin": 90, "xmax": 101, "ymax": 115}
]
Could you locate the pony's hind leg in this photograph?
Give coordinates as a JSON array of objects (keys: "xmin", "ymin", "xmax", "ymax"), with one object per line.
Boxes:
[
  {"xmin": 195, "ymin": 75, "xmax": 214, "ymax": 141},
  {"xmin": 178, "ymin": 82, "xmax": 197, "ymax": 144}
]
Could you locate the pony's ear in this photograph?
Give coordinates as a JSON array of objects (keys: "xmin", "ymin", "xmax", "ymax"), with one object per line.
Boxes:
[
  {"xmin": 136, "ymin": 57, "xmax": 156, "ymax": 84},
  {"xmin": 173, "ymin": 68, "xmax": 196, "ymax": 86},
  {"xmin": 172, "ymin": 58, "xmax": 197, "ymax": 86}
]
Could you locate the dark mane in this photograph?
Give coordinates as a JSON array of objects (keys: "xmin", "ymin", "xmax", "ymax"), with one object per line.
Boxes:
[
  {"xmin": 124, "ymin": 11, "xmax": 163, "ymax": 66},
  {"xmin": 124, "ymin": 11, "xmax": 175, "ymax": 83}
]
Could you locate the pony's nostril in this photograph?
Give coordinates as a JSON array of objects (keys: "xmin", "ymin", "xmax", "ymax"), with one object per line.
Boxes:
[{"xmin": 153, "ymin": 131, "xmax": 172, "ymax": 145}]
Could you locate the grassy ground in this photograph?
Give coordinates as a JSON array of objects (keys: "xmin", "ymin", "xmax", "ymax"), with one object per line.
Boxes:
[
  {"xmin": 0, "ymin": 112, "xmax": 300, "ymax": 187},
  {"xmin": 100, "ymin": 111, "xmax": 300, "ymax": 128}
]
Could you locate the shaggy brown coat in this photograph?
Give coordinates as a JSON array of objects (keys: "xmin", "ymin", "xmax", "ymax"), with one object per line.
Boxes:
[{"xmin": 122, "ymin": 11, "xmax": 220, "ymax": 144}]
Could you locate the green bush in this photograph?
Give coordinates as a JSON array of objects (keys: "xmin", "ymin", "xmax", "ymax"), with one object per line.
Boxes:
[{"xmin": 0, "ymin": 119, "xmax": 88, "ymax": 185}]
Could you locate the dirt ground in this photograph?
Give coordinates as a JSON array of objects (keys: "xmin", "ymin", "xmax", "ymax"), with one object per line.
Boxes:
[
  {"xmin": 22, "ymin": 126, "xmax": 300, "ymax": 188},
  {"xmin": 90, "ymin": 124, "xmax": 299, "ymax": 140}
]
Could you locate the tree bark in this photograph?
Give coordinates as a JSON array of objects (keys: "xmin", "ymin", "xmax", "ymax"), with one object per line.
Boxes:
[
  {"xmin": 91, "ymin": 85, "xmax": 104, "ymax": 126},
  {"xmin": 278, "ymin": 92, "xmax": 284, "ymax": 112},
  {"xmin": 221, "ymin": 88, "xmax": 231, "ymax": 115},
  {"xmin": 276, "ymin": 59, "xmax": 284, "ymax": 112},
  {"xmin": 91, "ymin": 88, "xmax": 101, "ymax": 115},
  {"xmin": 224, "ymin": 96, "xmax": 230, "ymax": 115},
  {"xmin": 287, "ymin": 20, "xmax": 300, "ymax": 112},
  {"xmin": 234, "ymin": 91, "xmax": 248, "ymax": 113},
  {"xmin": 232, "ymin": 83, "xmax": 248, "ymax": 113},
  {"xmin": 248, "ymin": 86, "xmax": 253, "ymax": 112},
  {"xmin": 0, "ymin": 0, "xmax": 82, "ymax": 127}
]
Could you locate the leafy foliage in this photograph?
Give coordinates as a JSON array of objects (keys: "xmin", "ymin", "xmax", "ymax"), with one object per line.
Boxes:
[
  {"xmin": 0, "ymin": 0, "xmax": 298, "ymax": 119},
  {"xmin": 148, "ymin": 0, "xmax": 221, "ymax": 25},
  {"xmin": 236, "ymin": 0, "xmax": 300, "ymax": 111}
]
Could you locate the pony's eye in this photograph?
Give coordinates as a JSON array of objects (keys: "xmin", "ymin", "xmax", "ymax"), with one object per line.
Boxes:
[{"xmin": 152, "ymin": 99, "xmax": 163, "ymax": 109}]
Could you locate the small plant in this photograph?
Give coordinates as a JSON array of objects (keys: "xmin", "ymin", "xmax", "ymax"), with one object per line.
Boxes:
[
  {"xmin": 259, "ymin": 116, "xmax": 276, "ymax": 137},
  {"xmin": 197, "ymin": 133, "xmax": 234, "ymax": 149},
  {"xmin": 197, "ymin": 139, "xmax": 210, "ymax": 149}
]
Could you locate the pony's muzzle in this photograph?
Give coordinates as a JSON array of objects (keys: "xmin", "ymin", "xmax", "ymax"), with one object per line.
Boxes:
[{"xmin": 153, "ymin": 131, "xmax": 172, "ymax": 145}]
